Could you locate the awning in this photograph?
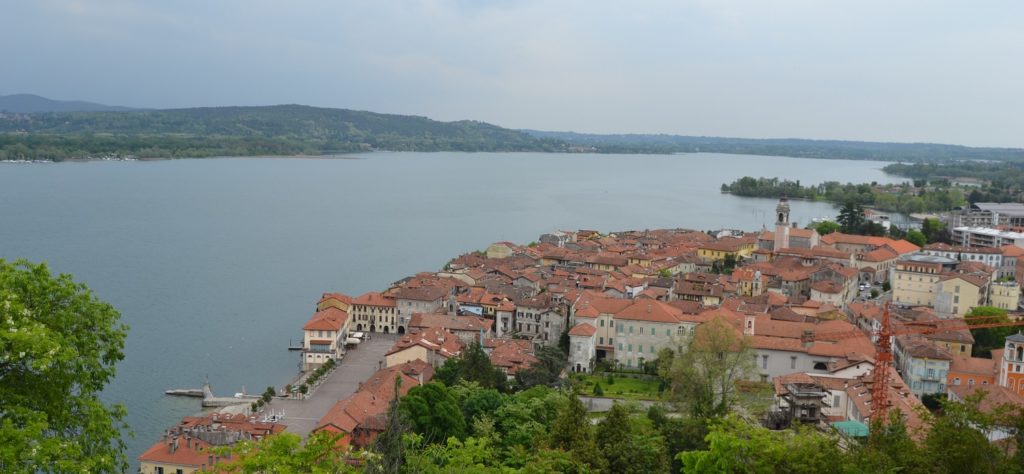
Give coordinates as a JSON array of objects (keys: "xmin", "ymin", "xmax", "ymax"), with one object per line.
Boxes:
[{"xmin": 345, "ymin": 337, "xmax": 362, "ymax": 345}]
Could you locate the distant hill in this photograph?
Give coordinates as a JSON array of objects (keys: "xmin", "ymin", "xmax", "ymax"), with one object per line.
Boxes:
[
  {"xmin": 522, "ymin": 130, "xmax": 1024, "ymax": 162},
  {"xmin": 0, "ymin": 93, "xmax": 139, "ymax": 113},
  {"xmin": 0, "ymin": 104, "xmax": 564, "ymax": 160},
  {"xmin": 2, "ymin": 95, "xmax": 1023, "ymax": 162}
]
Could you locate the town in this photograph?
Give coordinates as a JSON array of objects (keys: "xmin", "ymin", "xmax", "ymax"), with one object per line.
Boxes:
[{"xmin": 138, "ymin": 199, "xmax": 1024, "ymax": 472}]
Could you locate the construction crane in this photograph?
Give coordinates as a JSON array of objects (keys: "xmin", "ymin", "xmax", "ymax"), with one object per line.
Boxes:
[{"xmin": 805, "ymin": 302, "xmax": 1024, "ymax": 426}]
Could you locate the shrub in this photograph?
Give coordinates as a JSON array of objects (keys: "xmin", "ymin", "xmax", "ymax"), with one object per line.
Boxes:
[
  {"xmin": 607, "ymin": 373, "xmax": 615, "ymax": 385},
  {"xmin": 593, "ymin": 382, "xmax": 604, "ymax": 396}
]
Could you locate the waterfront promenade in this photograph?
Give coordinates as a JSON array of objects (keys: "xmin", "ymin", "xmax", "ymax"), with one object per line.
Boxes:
[{"xmin": 271, "ymin": 333, "xmax": 399, "ymax": 436}]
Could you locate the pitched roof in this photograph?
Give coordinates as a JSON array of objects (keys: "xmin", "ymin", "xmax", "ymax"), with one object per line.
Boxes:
[
  {"xmin": 409, "ymin": 313, "xmax": 492, "ymax": 333},
  {"xmin": 303, "ymin": 307, "xmax": 349, "ymax": 331},
  {"xmin": 352, "ymin": 291, "xmax": 397, "ymax": 307},
  {"xmin": 568, "ymin": 322, "xmax": 597, "ymax": 337},
  {"xmin": 615, "ymin": 300, "xmax": 684, "ymax": 323}
]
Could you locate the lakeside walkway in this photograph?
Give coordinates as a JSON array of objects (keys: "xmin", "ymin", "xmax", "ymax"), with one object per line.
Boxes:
[{"xmin": 267, "ymin": 333, "xmax": 399, "ymax": 436}]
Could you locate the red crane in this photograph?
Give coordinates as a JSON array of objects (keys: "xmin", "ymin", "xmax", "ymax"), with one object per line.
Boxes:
[{"xmin": 805, "ymin": 302, "xmax": 1024, "ymax": 426}]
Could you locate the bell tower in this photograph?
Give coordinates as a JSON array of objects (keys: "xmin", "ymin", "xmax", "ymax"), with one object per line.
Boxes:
[{"xmin": 774, "ymin": 197, "xmax": 790, "ymax": 251}]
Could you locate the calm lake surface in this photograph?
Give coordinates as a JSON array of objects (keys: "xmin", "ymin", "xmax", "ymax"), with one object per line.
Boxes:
[{"xmin": 0, "ymin": 152, "xmax": 906, "ymax": 465}]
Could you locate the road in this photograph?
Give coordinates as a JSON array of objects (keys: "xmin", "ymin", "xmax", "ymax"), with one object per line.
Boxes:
[{"xmin": 267, "ymin": 333, "xmax": 399, "ymax": 436}]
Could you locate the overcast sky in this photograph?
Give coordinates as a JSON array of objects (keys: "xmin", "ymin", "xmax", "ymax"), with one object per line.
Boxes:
[{"xmin": 3, "ymin": 0, "xmax": 1022, "ymax": 147}]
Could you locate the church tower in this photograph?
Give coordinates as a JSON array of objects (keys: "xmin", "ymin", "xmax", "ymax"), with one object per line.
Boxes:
[{"xmin": 774, "ymin": 197, "xmax": 790, "ymax": 251}]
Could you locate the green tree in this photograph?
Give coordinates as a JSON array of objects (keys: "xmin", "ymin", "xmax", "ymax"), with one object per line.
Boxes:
[
  {"xmin": 209, "ymin": 431, "xmax": 354, "ymax": 473},
  {"xmin": 813, "ymin": 220, "xmax": 840, "ymax": 235},
  {"xmin": 924, "ymin": 392, "xmax": 1008, "ymax": 473},
  {"xmin": 837, "ymin": 201, "xmax": 865, "ymax": 234},
  {"xmin": 593, "ymin": 382, "xmax": 604, "ymax": 396},
  {"xmin": 905, "ymin": 229, "xmax": 927, "ymax": 247},
  {"xmin": 597, "ymin": 403, "xmax": 668, "ymax": 474},
  {"xmin": 551, "ymin": 392, "xmax": 603, "ymax": 471},
  {"xmin": 399, "ymin": 382, "xmax": 467, "ymax": 444},
  {"xmin": 515, "ymin": 345, "xmax": 567, "ymax": 390},
  {"xmin": 921, "ymin": 217, "xmax": 948, "ymax": 244},
  {"xmin": 0, "ymin": 260, "xmax": 129, "ymax": 473},
  {"xmin": 679, "ymin": 415, "xmax": 848, "ymax": 474},
  {"xmin": 665, "ymin": 317, "xmax": 757, "ymax": 418},
  {"xmin": 658, "ymin": 268, "xmax": 672, "ymax": 278},
  {"xmin": 966, "ymin": 306, "xmax": 1015, "ymax": 357}
]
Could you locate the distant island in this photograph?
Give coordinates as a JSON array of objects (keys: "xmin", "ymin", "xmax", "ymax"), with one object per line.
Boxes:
[{"xmin": 2, "ymin": 94, "xmax": 1023, "ymax": 162}]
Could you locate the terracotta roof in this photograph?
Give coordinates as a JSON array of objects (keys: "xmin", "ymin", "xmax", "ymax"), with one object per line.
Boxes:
[
  {"xmin": 811, "ymin": 280, "xmax": 844, "ymax": 294},
  {"xmin": 386, "ymin": 327, "xmax": 463, "ymax": 358},
  {"xmin": 948, "ymin": 384, "xmax": 1024, "ymax": 413},
  {"xmin": 949, "ymin": 356, "xmax": 997, "ymax": 376},
  {"xmin": 138, "ymin": 413, "xmax": 286, "ymax": 467},
  {"xmin": 393, "ymin": 285, "xmax": 448, "ymax": 302},
  {"xmin": 320, "ymin": 292, "xmax": 353, "ymax": 305},
  {"xmin": 409, "ymin": 313, "xmax": 492, "ymax": 333},
  {"xmin": 615, "ymin": 300, "xmax": 684, "ymax": 323},
  {"xmin": 352, "ymin": 291, "xmax": 397, "ymax": 307},
  {"xmin": 487, "ymin": 338, "xmax": 538, "ymax": 374},
  {"xmin": 315, "ymin": 361, "xmax": 432, "ymax": 439},
  {"xmin": 885, "ymin": 240, "xmax": 922, "ymax": 255},
  {"xmin": 568, "ymin": 322, "xmax": 597, "ymax": 337},
  {"xmin": 860, "ymin": 246, "xmax": 898, "ymax": 263},
  {"xmin": 303, "ymin": 307, "xmax": 349, "ymax": 331}
]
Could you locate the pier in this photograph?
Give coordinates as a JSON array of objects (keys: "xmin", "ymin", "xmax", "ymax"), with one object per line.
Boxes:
[{"xmin": 164, "ymin": 379, "xmax": 260, "ymax": 407}]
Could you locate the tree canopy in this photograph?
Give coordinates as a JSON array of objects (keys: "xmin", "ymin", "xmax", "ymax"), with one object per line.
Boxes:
[{"xmin": 0, "ymin": 259, "xmax": 129, "ymax": 473}]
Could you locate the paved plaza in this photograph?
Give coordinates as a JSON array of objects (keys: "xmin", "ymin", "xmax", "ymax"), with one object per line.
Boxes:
[{"xmin": 270, "ymin": 333, "xmax": 399, "ymax": 436}]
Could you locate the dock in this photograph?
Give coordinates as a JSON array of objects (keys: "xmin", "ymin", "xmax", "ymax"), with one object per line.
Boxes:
[
  {"xmin": 164, "ymin": 388, "xmax": 204, "ymax": 397},
  {"xmin": 165, "ymin": 379, "xmax": 259, "ymax": 407}
]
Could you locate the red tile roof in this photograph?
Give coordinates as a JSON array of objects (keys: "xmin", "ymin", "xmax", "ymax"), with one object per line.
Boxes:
[
  {"xmin": 303, "ymin": 307, "xmax": 349, "ymax": 331},
  {"xmin": 568, "ymin": 322, "xmax": 597, "ymax": 337},
  {"xmin": 352, "ymin": 291, "xmax": 396, "ymax": 307}
]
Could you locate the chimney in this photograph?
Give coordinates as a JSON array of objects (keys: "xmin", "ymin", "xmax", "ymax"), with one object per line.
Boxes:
[
  {"xmin": 743, "ymin": 314, "xmax": 755, "ymax": 336},
  {"xmin": 801, "ymin": 330, "xmax": 815, "ymax": 348}
]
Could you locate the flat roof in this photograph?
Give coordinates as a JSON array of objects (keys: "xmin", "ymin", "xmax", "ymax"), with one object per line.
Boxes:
[
  {"xmin": 898, "ymin": 254, "xmax": 958, "ymax": 265},
  {"xmin": 953, "ymin": 226, "xmax": 1024, "ymax": 239}
]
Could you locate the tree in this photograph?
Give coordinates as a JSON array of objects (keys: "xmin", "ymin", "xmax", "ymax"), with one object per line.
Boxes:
[
  {"xmin": 210, "ymin": 431, "xmax": 355, "ymax": 473},
  {"xmin": 438, "ymin": 341, "xmax": 509, "ymax": 392},
  {"xmin": 597, "ymin": 403, "xmax": 668, "ymax": 474},
  {"xmin": 813, "ymin": 220, "xmax": 840, "ymax": 235},
  {"xmin": 658, "ymin": 268, "xmax": 672, "ymax": 278},
  {"xmin": 399, "ymin": 382, "xmax": 466, "ymax": 444},
  {"xmin": 837, "ymin": 201, "xmax": 865, "ymax": 234},
  {"xmin": 921, "ymin": 218, "xmax": 949, "ymax": 244},
  {"xmin": 0, "ymin": 259, "xmax": 129, "ymax": 472},
  {"xmin": 368, "ymin": 375, "xmax": 409, "ymax": 474},
  {"xmin": 515, "ymin": 345, "xmax": 567, "ymax": 390},
  {"xmin": 550, "ymin": 392, "xmax": 603, "ymax": 471},
  {"xmin": 593, "ymin": 382, "xmax": 604, "ymax": 396},
  {"xmin": 679, "ymin": 415, "xmax": 849, "ymax": 474},
  {"xmin": 665, "ymin": 317, "xmax": 757, "ymax": 418},
  {"xmin": 905, "ymin": 229, "xmax": 927, "ymax": 247},
  {"xmin": 967, "ymin": 306, "xmax": 1015, "ymax": 357}
]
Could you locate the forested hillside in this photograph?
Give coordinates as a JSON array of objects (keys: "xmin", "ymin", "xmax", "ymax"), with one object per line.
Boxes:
[
  {"xmin": 525, "ymin": 130, "xmax": 1024, "ymax": 162},
  {"xmin": 0, "ymin": 105, "xmax": 564, "ymax": 160}
]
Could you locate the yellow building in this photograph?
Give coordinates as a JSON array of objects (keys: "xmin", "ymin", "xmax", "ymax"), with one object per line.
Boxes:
[
  {"xmin": 892, "ymin": 256, "xmax": 956, "ymax": 307},
  {"xmin": 697, "ymin": 237, "xmax": 756, "ymax": 263},
  {"xmin": 990, "ymin": 281, "xmax": 1021, "ymax": 311}
]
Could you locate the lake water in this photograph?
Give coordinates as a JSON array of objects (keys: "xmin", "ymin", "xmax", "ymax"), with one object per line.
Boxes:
[{"xmin": 0, "ymin": 152, "xmax": 906, "ymax": 465}]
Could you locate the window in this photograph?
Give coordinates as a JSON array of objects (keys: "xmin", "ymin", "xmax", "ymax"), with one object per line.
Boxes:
[
  {"xmin": 790, "ymin": 356, "xmax": 797, "ymax": 370},
  {"xmin": 953, "ymin": 377, "xmax": 961, "ymax": 386},
  {"xmin": 666, "ymin": 329, "xmax": 671, "ymax": 336},
  {"xmin": 640, "ymin": 326, "xmax": 644, "ymax": 335},
  {"xmin": 177, "ymin": 470, "xmax": 184, "ymax": 474},
  {"xmin": 599, "ymin": 337, "xmax": 604, "ymax": 344},
  {"xmin": 762, "ymin": 355, "xmax": 768, "ymax": 369},
  {"xmin": 156, "ymin": 468, "xmax": 164, "ymax": 474},
  {"xmin": 834, "ymin": 394, "xmax": 840, "ymax": 407},
  {"xmin": 628, "ymin": 344, "xmax": 632, "ymax": 352},
  {"xmin": 618, "ymin": 342, "xmax": 623, "ymax": 350},
  {"xmin": 609, "ymin": 337, "xmax": 614, "ymax": 345},
  {"xmin": 599, "ymin": 320, "xmax": 604, "ymax": 327},
  {"xmin": 955, "ymin": 285, "xmax": 960, "ymax": 293},
  {"xmin": 638, "ymin": 345, "xmax": 643, "ymax": 354},
  {"xmin": 617, "ymin": 322, "xmax": 623, "ymax": 333},
  {"xmin": 760, "ymin": 374, "xmax": 768, "ymax": 383},
  {"xmin": 954, "ymin": 295, "xmax": 959, "ymax": 304},
  {"xmin": 629, "ymin": 325, "xmax": 634, "ymax": 334},
  {"xmin": 813, "ymin": 362, "xmax": 828, "ymax": 371}
]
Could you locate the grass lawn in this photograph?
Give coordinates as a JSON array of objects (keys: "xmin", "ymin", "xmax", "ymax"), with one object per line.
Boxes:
[{"xmin": 578, "ymin": 373, "xmax": 665, "ymax": 401}]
